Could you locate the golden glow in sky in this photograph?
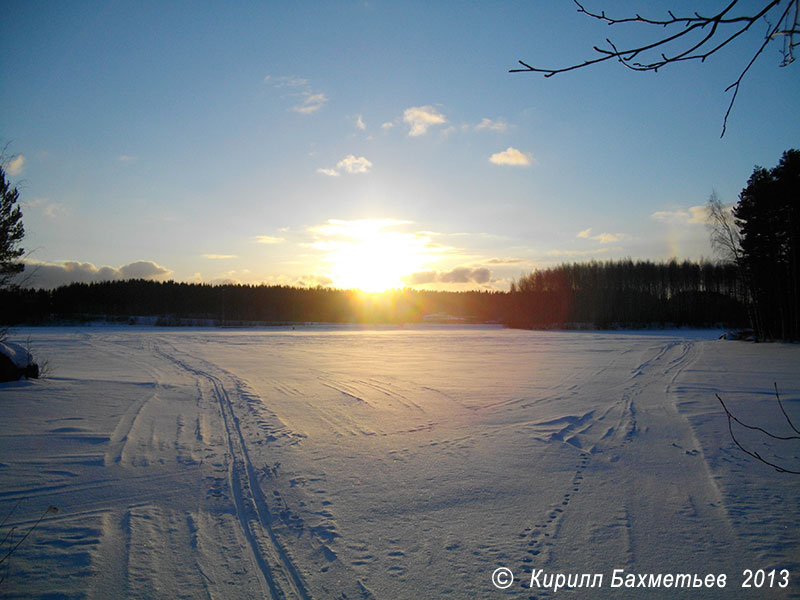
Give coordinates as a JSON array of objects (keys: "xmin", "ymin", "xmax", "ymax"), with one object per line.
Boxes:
[{"xmin": 311, "ymin": 219, "xmax": 439, "ymax": 292}]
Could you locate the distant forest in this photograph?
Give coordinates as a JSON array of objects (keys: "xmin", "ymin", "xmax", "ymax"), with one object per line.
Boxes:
[
  {"xmin": 1, "ymin": 258, "xmax": 747, "ymax": 330},
  {"xmin": 507, "ymin": 260, "xmax": 745, "ymax": 329},
  {"xmin": 2, "ymin": 279, "xmax": 509, "ymax": 326}
]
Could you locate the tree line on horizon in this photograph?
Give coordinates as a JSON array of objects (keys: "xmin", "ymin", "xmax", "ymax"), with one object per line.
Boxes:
[
  {"xmin": 507, "ymin": 259, "xmax": 746, "ymax": 329},
  {"xmin": 1, "ymin": 258, "xmax": 748, "ymax": 330},
  {"xmin": 0, "ymin": 281, "xmax": 512, "ymax": 326}
]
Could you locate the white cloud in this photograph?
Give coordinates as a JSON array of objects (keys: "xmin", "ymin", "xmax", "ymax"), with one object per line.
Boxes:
[
  {"xmin": 43, "ymin": 203, "xmax": 69, "ymax": 219},
  {"xmin": 651, "ymin": 205, "xmax": 710, "ymax": 225},
  {"xmin": 546, "ymin": 247, "xmax": 621, "ymax": 258},
  {"xmin": 337, "ymin": 155, "xmax": 372, "ymax": 174},
  {"xmin": 485, "ymin": 257, "xmax": 527, "ymax": 265},
  {"xmin": 254, "ymin": 235, "xmax": 285, "ymax": 244},
  {"xmin": 21, "ymin": 260, "xmax": 172, "ymax": 289},
  {"xmin": 594, "ymin": 232, "xmax": 622, "ymax": 243},
  {"xmin": 118, "ymin": 261, "xmax": 172, "ymax": 280},
  {"xmin": 5, "ymin": 155, "xmax": 25, "ymax": 176},
  {"xmin": 652, "ymin": 209, "xmax": 689, "ymax": 222},
  {"xmin": 190, "ymin": 270, "xmax": 254, "ymax": 285},
  {"xmin": 295, "ymin": 274, "xmax": 334, "ymax": 288},
  {"xmin": 206, "ymin": 268, "xmax": 253, "ymax": 285},
  {"xmin": 309, "ymin": 218, "xmax": 413, "ymax": 237},
  {"xmin": 381, "ymin": 121, "xmax": 394, "ymax": 130},
  {"xmin": 118, "ymin": 155, "xmax": 138, "ymax": 162},
  {"xmin": 355, "ymin": 115, "xmax": 366, "ymax": 130},
  {"xmin": 403, "ymin": 106, "xmax": 447, "ymax": 136},
  {"xmin": 203, "ymin": 254, "xmax": 237, "ymax": 259},
  {"xmin": 21, "ymin": 197, "xmax": 69, "ymax": 219},
  {"xmin": 269, "ymin": 76, "xmax": 328, "ymax": 118},
  {"xmin": 406, "ymin": 266, "xmax": 491, "ymax": 285},
  {"xmin": 442, "ymin": 267, "xmax": 491, "ymax": 284},
  {"xmin": 489, "ymin": 147, "xmax": 532, "ymax": 167},
  {"xmin": 687, "ymin": 205, "xmax": 712, "ymax": 224},
  {"xmin": 318, "ymin": 155, "xmax": 372, "ymax": 176},
  {"xmin": 577, "ymin": 228, "xmax": 623, "ymax": 243},
  {"xmin": 292, "ymin": 91, "xmax": 328, "ymax": 114},
  {"xmin": 270, "ymin": 75, "xmax": 309, "ymax": 88},
  {"xmin": 475, "ymin": 118, "xmax": 509, "ymax": 132}
]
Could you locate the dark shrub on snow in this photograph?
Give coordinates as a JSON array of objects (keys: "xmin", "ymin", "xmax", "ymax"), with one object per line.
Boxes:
[{"xmin": 0, "ymin": 341, "xmax": 39, "ymax": 382}]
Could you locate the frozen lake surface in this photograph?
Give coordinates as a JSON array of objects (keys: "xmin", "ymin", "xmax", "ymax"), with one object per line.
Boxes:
[{"xmin": 1, "ymin": 326, "xmax": 798, "ymax": 599}]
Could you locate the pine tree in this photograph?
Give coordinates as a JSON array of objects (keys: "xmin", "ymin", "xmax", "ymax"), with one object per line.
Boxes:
[
  {"xmin": 0, "ymin": 165, "xmax": 25, "ymax": 289},
  {"xmin": 734, "ymin": 150, "xmax": 800, "ymax": 340}
]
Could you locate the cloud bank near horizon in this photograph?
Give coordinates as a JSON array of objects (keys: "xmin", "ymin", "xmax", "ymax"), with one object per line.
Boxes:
[
  {"xmin": 405, "ymin": 266, "xmax": 491, "ymax": 286},
  {"xmin": 20, "ymin": 260, "xmax": 173, "ymax": 289}
]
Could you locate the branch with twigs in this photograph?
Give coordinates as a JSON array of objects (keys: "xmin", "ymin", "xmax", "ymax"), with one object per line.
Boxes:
[
  {"xmin": 0, "ymin": 503, "xmax": 59, "ymax": 586},
  {"xmin": 511, "ymin": 0, "xmax": 799, "ymax": 136},
  {"xmin": 716, "ymin": 383, "xmax": 800, "ymax": 474}
]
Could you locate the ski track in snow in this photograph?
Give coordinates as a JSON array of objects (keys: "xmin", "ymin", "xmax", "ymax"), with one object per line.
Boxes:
[{"xmin": 0, "ymin": 327, "xmax": 798, "ymax": 599}]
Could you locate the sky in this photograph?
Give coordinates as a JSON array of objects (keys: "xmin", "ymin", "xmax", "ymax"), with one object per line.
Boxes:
[{"xmin": 2, "ymin": 1, "xmax": 799, "ymax": 292}]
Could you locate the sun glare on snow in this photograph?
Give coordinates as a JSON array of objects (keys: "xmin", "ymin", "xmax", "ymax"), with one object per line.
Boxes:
[{"xmin": 311, "ymin": 219, "xmax": 438, "ymax": 292}]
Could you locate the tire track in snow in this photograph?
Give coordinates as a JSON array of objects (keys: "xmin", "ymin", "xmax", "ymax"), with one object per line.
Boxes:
[
  {"xmin": 152, "ymin": 341, "xmax": 311, "ymax": 600},
  {"xmin": 104, "ymin": 388, "xmax": 153, "ymax": 466},
  {"xmin": 551, "ymin": 340, "xmax": 695, "ymax": 457},
  {"xmin": 603, "ymin": 340, "xmax": 737, "ymax": 570},
  {"xmin": 517, "ymin": 339, "xmax": 734, "ymax": 586},
  {"xmin": 0, "ymin": 470, "xmax": 199, "ymax": 506},
  {"xmin": 93, "ymin": 336, "xmax": 187, "ymax": 468},
  {"xmin": 548, "ymin": 341, "xmax": 695, "ymax": 456}
]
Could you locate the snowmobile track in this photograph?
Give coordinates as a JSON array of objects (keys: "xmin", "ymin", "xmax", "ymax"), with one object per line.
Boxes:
[{"xmin": 154, "ymin": 342, "xmax": 311, "ymax": 600}]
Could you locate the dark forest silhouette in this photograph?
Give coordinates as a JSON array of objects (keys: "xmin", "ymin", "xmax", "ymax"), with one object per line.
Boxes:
[
  {"xmin": 508, "ymin": 260, "xmax": 745, "ymax": 329},
  {"xmin": 1, "ymin": 258, "xmax": 748, "ymax": 330},
  {"xmin": 1, "ymin": 281, "xmax": 510, "ymax": 327},
  {"xmin": 733, "ymin": 150, "xmax": 800, "ymax": 340}
]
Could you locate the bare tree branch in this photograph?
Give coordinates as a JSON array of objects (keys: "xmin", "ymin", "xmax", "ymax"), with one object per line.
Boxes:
[
  {"xmin": 707, "ymin": 191, "xmax": 742, "ymax": 264},
  {"xmin": 0, "ymin": 504, "xmax": 59, "ymax": 586},
  {"xmin": 774, "ymin": 381, "xmax": 800, "ymax": 435},
  {"xmin": 511, "ymin": 0, "xmax": 799, "ymax": 136},
  {"xmin": 716, "ymin": 384, "xmax": 800, "ymax": 474}
]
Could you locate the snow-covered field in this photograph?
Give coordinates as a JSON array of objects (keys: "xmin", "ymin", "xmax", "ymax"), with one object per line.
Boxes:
[{"xmin": 1, "ymin": 326, "xmax": 798, "ymax": 599}]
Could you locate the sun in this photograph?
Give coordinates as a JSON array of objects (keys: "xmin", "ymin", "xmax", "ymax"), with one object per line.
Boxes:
[{"xmin": 313, "ymin": 219, "xmax": 438, "ymax": 292}]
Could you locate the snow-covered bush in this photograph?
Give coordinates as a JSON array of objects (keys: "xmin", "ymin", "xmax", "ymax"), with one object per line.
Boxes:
[{"xmin": 0, "ymin": 340, "xmax": 39, "ymax": 382}]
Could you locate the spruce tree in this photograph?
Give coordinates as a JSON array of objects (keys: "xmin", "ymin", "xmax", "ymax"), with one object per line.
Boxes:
[{"xmin": 0, "ymin": 165, "xmax": 25, "ymax": 288}]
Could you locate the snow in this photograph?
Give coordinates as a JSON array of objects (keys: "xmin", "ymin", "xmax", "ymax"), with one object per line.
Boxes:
[
  {"xmin": 0, "ymin": 340, "xmax": 33, "ymax": 369},
  {"xmin": 0, "ymin": 326, "xmax": 798, "ymax": 599}
]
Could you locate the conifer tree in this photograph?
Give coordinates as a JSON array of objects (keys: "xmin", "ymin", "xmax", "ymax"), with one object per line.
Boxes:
[{"xmin": 0, "ymin": 165, "xmax": 25, "ymax": 289}]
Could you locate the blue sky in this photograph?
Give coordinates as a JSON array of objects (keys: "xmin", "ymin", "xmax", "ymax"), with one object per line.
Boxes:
[{"xmin": 2, "ymin": 1, "xmax": 798, "ymax": 291}]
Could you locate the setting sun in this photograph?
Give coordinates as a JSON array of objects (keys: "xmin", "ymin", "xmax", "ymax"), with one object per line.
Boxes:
[{"xmin": 311, "ymin": 219, "xmax": 438, "ymax": 292}]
